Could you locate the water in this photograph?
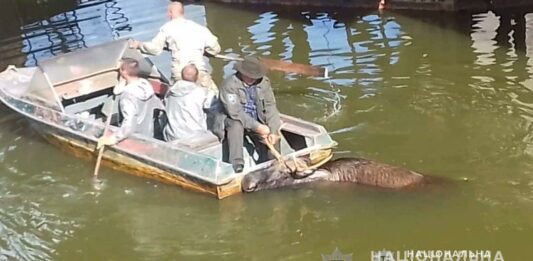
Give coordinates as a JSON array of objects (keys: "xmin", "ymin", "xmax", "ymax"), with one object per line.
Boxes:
[{"xmin": 1, "ymin": 1, "xmax": 532, "ymax": 260}]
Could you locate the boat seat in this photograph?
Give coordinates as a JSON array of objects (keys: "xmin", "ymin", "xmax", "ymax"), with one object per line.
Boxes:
[
  {"xmin": 194, "ymin": 131, "xmax": 295, "ymax": 163},
  {"xmin": 171, "ymin": 132, "xmax": 262, "ymax": 169},
  {"xmin": 148, "ymin": 78, "xmax": 169, "ymax": 98},
  {"xmin": 63, "ymin": 94, "xmax": 112, "ymax": 115},
  {"xmin": 55, "ymin": 71, "xmax": 117, "ymax": 100},
  {"xmin": 171, "ymin": 131, "xmax": 220, "ymax": 151}
]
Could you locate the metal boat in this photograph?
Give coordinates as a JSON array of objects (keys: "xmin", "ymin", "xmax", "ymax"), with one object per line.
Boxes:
[{"xmin": 0, "ymin": 39, "xmax": 336, "ymax": 199}]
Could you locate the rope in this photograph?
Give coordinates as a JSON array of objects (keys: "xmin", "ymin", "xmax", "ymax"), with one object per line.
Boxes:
[{"xmin": 320, "ymin": 15, "xmax": 343, "ymax": 119}]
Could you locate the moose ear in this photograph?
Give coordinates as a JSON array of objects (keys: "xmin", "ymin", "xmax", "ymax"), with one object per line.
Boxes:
[{"xmin": 290, "ymin": 168, "xmax": 314, "ymax": 179}]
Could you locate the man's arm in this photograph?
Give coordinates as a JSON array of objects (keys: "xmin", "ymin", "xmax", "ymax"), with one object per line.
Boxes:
[
  {"xmin": 137, "ymin": 29, "xmax": 167, "ymax": 56},
  {"xmin": 219, "ymin": 79, "xmax": 260, "ymax": 131},
  {"xmin": 203, "ymin": 27, "xmax": 221, "ymax": 56}
]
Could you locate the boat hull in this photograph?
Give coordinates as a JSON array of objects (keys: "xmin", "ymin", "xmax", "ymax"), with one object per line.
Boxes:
[{"xmin": 30, "ymin": 119, "xmax": 243, "ymax": 199}]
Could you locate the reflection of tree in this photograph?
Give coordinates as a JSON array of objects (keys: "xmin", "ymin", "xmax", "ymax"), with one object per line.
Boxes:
[
  {"xmin": 336, "ymin": 12, "xmax": 401, "ymax": 87},
  {"xmin": 104, "ymin": 1, "xmax": 133, "ymax": 40},
  {"xmin": 204, "ymin": 3, "xmax": 260, "ymax": 82},
  {"xmin": 43, "ymin": 11, "xmax": 88, "ymax": 56},
  {"xmin": 385, "ymin": 11, "xmax": 533, "ymax": 164},
  {"xmin": 0, "ymin": 1, "xmax": 25, "ymax": 69},
  {"xmin": 492, "ymin": 10, "xmax": 530, "ymax": 85},
  {"xmin": 0, "ymin": 0, "xmax": 133, "ymax": 69},
  {"xmin": 0, "ymin": 0, "xmax": 80, "ymax": 68},
  {"xmin": 526, "ymin": 14, "xmax": 533, "ymax": 86}
]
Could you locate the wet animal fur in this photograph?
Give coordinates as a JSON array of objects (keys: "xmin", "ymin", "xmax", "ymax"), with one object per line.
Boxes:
[
  {"xmin": 319, "ymin": 157, "xmax": 424, "ymax": 189},
  {"xmin": 242, "ymin": 157, "xmax": 427, "ymax": 192}
]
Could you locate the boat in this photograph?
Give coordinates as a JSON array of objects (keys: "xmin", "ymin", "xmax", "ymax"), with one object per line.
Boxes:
[{"xmin": 0, "ymin": 39, "xmax": 336, "ymax": 199}]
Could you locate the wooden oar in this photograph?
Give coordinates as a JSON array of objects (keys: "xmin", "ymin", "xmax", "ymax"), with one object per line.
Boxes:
[
  {"xmin": 265, "ymin": 140, "xmax": 284, "ymax": 163},
  {"xmin": 93, "ymin": 96, "xmax": 116, "ymax": 177},
  {"xmin": 214, "ymin": 54, "xmax": 328, "ymax": 78}
]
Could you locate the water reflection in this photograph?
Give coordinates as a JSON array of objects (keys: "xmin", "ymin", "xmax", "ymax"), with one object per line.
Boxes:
[
  {"xmin": 468, "ymin": 11, "xmax": 533, "ymax": 159},
  {"xmin": 210, "ymin": 7, "xmax": 406, "ymax": 88},
  {"xmin": 2, "ymin": 2, "xmax": 533, "ymax": 93}
]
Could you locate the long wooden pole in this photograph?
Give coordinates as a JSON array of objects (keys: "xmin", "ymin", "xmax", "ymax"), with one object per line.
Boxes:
[
  {"xmin": 214, "ymin": 54, "xmax": 328, "ymax": 78},
  {"xmin": 93, "ymin": 96, "xmax": 116, "ymax": 177},
  {"xmin": 265, "ymin": 140, "xmax": 284, "ymax": 162},
  {"xmin": 265, "ymin": 137, "xmax": 310, "ymax": 175}
]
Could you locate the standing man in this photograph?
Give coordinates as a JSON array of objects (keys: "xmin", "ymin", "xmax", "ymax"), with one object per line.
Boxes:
[
  {"xmin": 130, "ymin": 2, "xmax": 220, "ymax": 92},
  {"xmin": 163, "ymin": 64, "xmax": 215, "ymax": 141},
  {"xmin": 219, "ymin": 57, "xmax": 282, "ymax": 173},
  {"xmin": 97, "ymin": 58, "xmax": 162, "ymax": 148}
]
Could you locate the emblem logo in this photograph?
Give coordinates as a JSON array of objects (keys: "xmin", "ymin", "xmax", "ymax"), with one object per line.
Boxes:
[
  {"xmin": 322, "ymin": 247, "xmax": 353, "ymax": 261},
  {"xmin": 226, "ymin": 93, "xmax": 237, "ymax": 104}
]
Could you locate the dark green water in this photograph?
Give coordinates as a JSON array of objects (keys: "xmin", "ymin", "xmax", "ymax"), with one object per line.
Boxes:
[{"xmin": 0, "ymin": 1, "xmax": 532, "ymax": 260}]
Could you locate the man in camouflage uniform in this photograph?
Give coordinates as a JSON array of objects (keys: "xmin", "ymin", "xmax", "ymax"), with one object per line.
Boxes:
[{"xmin": 130, "ymin": 2, "xmax": 220, "ymax": 92}]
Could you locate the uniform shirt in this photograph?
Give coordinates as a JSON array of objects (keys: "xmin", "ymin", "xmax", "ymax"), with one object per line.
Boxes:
[
  {"xmin": 243, "ymin": 84, "xmax": 258, "ymax": 120},
  {"xmin": 219, "ymin": 75, "xmax": 281, "ymax": 133},
  {"xmin": 139, "ymin": 18, "xmax": 220, "ymax": 80}
]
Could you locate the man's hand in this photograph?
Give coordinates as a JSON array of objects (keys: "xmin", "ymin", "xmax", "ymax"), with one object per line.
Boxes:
[
  {"xmin": 97, "ymin": 135, "xmax": 117, "ymax": 150},
  {"xmin": 256, "ymin": 124, "xmax": 270, "ymax": 139},
  {"xmin": 113, "ymin": 77, "xmax": 127, "ymax": 95},
  {"xmin": 129, "ymin": 40, "xmax": 141, "ymax": 49},
  {"xmin": 266, "ymin": 134, "xmax": 279, "ymax": 145}
]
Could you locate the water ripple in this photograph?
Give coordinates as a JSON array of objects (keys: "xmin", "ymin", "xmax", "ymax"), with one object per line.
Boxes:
[{"xmin": 0, "ymin": 187, "xmax": 78, "ymax": 261}]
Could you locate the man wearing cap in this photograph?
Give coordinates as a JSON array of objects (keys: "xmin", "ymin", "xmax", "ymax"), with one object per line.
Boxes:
[{"xmin": 218, "ymin": 56, "xmax": 282, "ymax": 173}]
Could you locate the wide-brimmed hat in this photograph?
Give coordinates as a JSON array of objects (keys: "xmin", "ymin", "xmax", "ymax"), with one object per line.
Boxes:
[{"xmin": 234, "ymin": 56, "xmax": 266, "ymax": 79}]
